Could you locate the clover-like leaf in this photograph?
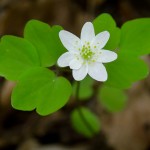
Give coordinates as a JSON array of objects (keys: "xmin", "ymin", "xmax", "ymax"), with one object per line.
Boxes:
[
  {"xmin": 24, "ymin": 20, "xmax": 66, "ymax": 67},
  {"xmin": 93, "ymin": 13, "xmax": 120, "ymax": 50},
  {"xmin": 71, "ymin": 107, "xmax": 100, "ymax": 138},
  {"xmin": 103, "ymin": 17, "xmax": 150, "ymax": 89},
  {"xmin": 0, "ymin": 36, "xmax": 40, "ymax": 80},
  {"xmin": 11, "ymin": 67, "xmax": 72, "ymax": 116},
  {"xmin": 104, "ymin": 52, "xmax": 148, "ymax": 89},
  {"xmin": 120, "ymin": 18, "xmax": 150, "ymax": 56},
  {"xmin": 98, "ymin": 86, "xmax": 127, "ymax": 112}
]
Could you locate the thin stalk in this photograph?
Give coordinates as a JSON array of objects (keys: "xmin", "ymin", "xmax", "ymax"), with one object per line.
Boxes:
[{"xmin": 75, "ymin": 81, "xmax": 95, "ymax": 135}]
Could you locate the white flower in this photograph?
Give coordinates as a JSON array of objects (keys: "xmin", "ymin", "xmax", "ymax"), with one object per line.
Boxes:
[{"xmin": 57, "ymin": 22, "xmax": 117, "ymax": 81}]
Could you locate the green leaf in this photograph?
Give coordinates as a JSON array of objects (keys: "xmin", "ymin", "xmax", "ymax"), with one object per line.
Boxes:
[
  {"xmin": 105, "ymin": 52, "xmax": 149, "ymax": 89},
  {"xmin": 120, "ymin": 18, "xmax": 150, "ymax": 56},
  {"xmin": 24, "ymin": 20, "xmax": 66, "ymax": 67},
  {"xmin": 11, "ymin": 67, "xmax": 72, "ymax": 116},
  {"xmin": 93, "ymin": 13, "xmax": 120, "ymax": 50},
  {"xmin": 73, "ymin": 76, "xmax": 94, "ymax": 100},
  {"xmin": 98, "ymin": 86, "xmax": 127, "ymax": 112},
  {"xmin": 71, "ymin": 107, "xmax": 100, "ymax": 138},
  {"xmin": 0, "ymin": 36, "xmax": 40, "ymax": 80}
]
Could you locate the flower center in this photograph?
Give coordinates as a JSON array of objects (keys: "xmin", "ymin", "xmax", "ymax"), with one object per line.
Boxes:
[{"xmin": 80, "ymin": 44, "xmax": 94, "ymax": 60}]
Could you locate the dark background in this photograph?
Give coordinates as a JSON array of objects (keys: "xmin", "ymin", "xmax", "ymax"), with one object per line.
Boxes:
[{"xmin": 0, "ymin": 0, "xmax": 150, "ymax": 150}]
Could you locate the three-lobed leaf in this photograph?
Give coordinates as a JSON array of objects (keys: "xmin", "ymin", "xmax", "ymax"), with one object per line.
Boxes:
[
  {"xmin": 11, "ymin": 67, "xmax": 72, "ymax": 116},
  {"xmin": 93, "ymin": 15, "xmax": 150, "ymax": 89}
]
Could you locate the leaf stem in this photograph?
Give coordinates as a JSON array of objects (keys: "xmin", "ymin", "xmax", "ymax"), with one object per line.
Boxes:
[{"xmin": 75, "ymin": 81, "xmax": 95, "ymax": 135}]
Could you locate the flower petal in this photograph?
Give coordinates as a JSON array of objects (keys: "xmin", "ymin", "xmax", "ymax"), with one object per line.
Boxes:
[
  {"xmin": 59, "ymin": 30, "xmax": 82, "ymax": 52},
  {"xmin": 97, "ymin": 50, "xmax": 118, "ymax": 63},
  {"xmin": 81, "ymin": 22, "xmax": 95, "ymax": 44},
  {"xmin": 69, "ymin": 58, "xmax": 83, "ymax": 69},
  {"xmin": 88, "ymin": 62, "xmax": 107, "ymax": 81},
  {"xmin": 57, "ymin": 52, "xmax": 74, "ymax": 67},
  {"xmin": 92, "ymin": 31, "xmax": 110, "ymax": 49},
  {"xmin": 73, "ymin": 63, "xmax": 88, "ymax": 81}
]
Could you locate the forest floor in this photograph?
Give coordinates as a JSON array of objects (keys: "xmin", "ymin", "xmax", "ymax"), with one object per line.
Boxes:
[{"xmin": 0, "ymin": 0, "xmax": 150, "ymax": 150}]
